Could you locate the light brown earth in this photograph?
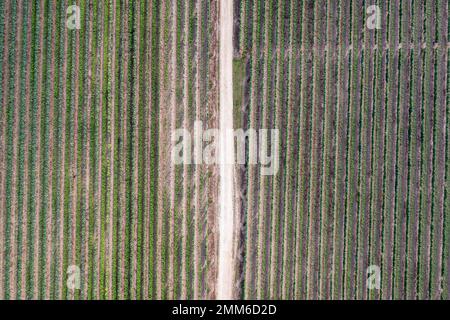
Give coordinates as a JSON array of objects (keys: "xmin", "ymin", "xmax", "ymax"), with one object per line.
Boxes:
[{"xmin": 217, "ymin": 0, "xmax": 235, "ymax": 300}]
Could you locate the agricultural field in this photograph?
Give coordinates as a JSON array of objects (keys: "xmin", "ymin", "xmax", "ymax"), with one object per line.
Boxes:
[
  {"xmin": 0, "ymin": 0, "xmax": 449, "ymax": 301},
  {"xmin": 232, "ymin": 0, "xmax": 449, "ymax": 300},
  {"xmin": 0, "ymin": 0, "xmax": 219, "ymax": 299}
]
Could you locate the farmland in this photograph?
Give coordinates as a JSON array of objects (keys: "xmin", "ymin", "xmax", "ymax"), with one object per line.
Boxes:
[
  {"xmin": 232, "ymin": 0, "xmax": 449, "ymax": 299},
  {"xmin": 0, "ymin": 0, "xmax": 449, "ymax": 300},
  {"xmin": 0, "ymin": 0, "xmax": 219, "ymax": 300}
]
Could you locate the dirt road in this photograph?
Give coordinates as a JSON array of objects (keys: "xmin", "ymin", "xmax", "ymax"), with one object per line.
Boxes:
[{"xmin": 217, "ymin": 0, "xmax": 235, "ymax": 300}]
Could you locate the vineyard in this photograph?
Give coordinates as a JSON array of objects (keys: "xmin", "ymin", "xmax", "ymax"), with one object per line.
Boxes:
[
  {"xmin": 0, "ymin": 0, "xmax": 449, "ymax": 300},
  {"xmin": 0, "ymin": 0, "xmax": 219, "ymax": 299},
  {"xmin": 232, "ymin": 0, "xmax": 449, "ymax": 299}
]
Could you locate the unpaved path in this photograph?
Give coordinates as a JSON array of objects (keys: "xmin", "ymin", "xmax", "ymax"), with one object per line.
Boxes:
[{"xmin": 217, "ymin": 0, "xmax": 235, "ymax": 300}]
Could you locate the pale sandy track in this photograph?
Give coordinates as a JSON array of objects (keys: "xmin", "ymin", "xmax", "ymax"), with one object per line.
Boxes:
[
  {"xmin": 10, "ymin": 0, "xmax": 24, "ymax": 300},
  {"xmin": 217, "ymin": 0, "xmax": 235, "ymax": 300},
  {"xmin": 20, "ymin": 0, "xmax": 33, "ymax": 300},
  {"xmin": 44, "ymin": 0, "xmax": 57, "ymax": 300},
  {"xmin": 0, "ymin": 0, "xmax": 11, "ymax": 299}
]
